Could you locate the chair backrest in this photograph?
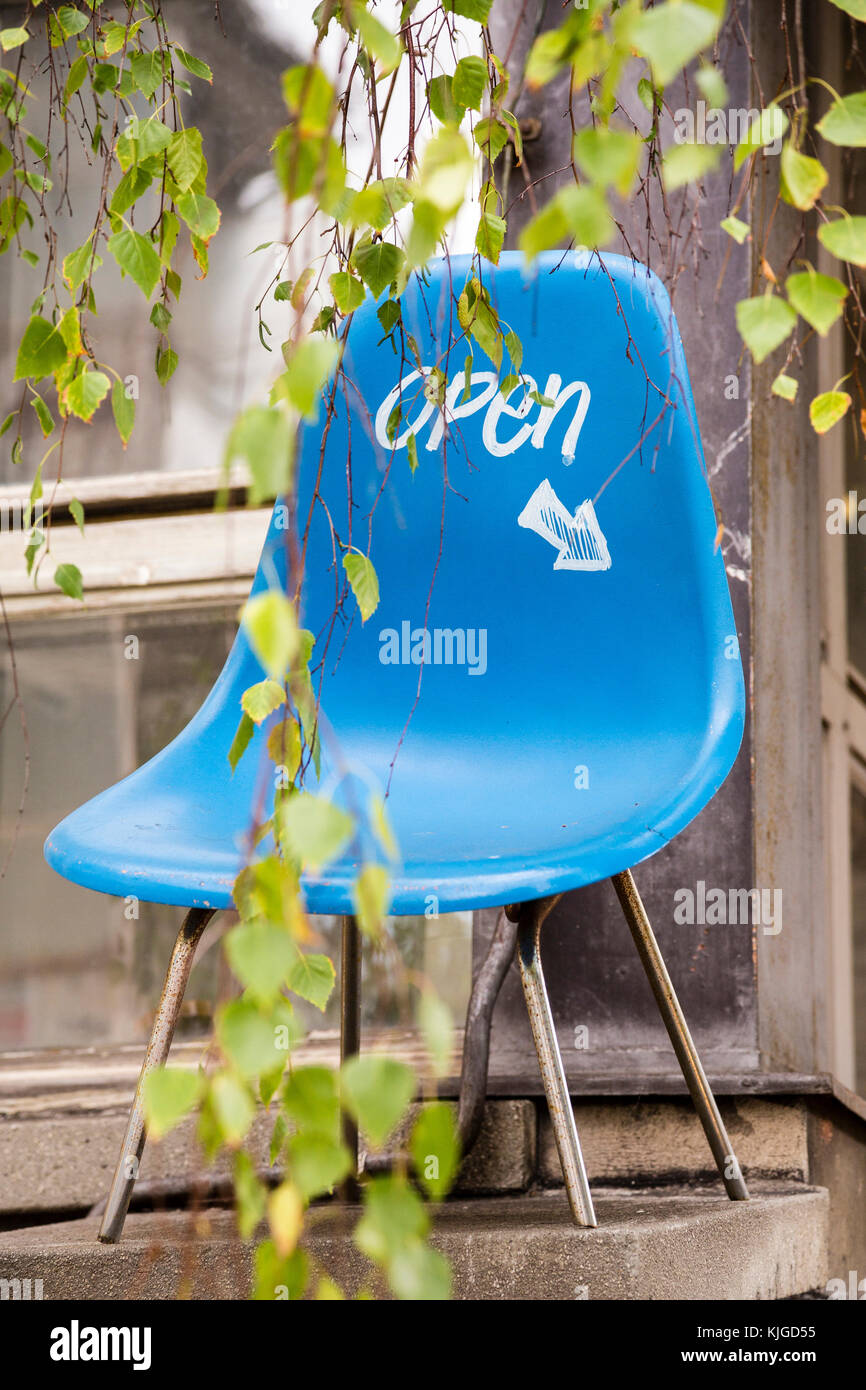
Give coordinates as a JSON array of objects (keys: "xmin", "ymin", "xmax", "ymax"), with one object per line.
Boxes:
[{"xmin": 231, "ymin": 250, "xmax": 743, "ymax": 801}]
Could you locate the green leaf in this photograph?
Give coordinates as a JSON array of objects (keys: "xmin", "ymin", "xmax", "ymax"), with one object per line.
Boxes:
[
  {"xmin": 284, "ymin": 336, "xmax": 339, "ymax": 418},
  {"xmin": 14, "ymin": 315, "xmax": 68, "ymax": 381},
  {"xmin": 785, "ymin": 270, "xmax": 847, "ymax": 336},
  {"xmin": 228, "ymin": 711, "xmax": 255, "ymax": 772},
  {"xmin": 176, "ymin": 191, "xmax": 220, "ymax": 242},
  {"xmin": 475, "ymin": 210, "xmax": 506, "ymax": 265},
  {"xmin": 354, "ymin": 1173, "xmax": 428, "ymax": 1263},
  {"xmin": 286, "ymin": 1132, "xmax": 351, "ymax": 1201},
  {"xmin": 0, "ymin": 142, "xmax": 11, "ymax": 179},
  {"xmin": 210, "ymin": 1071, "xmax": 256, "ymax": 1145},
  {"xmin": 126, "ymin": 114, "xmax": 172, "ymax": 162},
  {"xmin": 519, "ymin": 199, "xmax": 568, "ymax": 258},
  {"xmin": 111, "ymin": 379, "xmax": 135, "ymax": 447},
  {"xmin": 234, "ymin": 1151, "xmax": 266, "ymax": 1240},
  {"xmin": 168, "ymin": 127, "xmax": 203, "ymax": 192},
  {"xmin": 387, "ymin": 1240, "xmax": 452, "ymax": 1301},
  {"xmin": 30, "ymin": 393, "xmax": 54, "ymax": 438},
  {"xmin": 780, "ymin": 144, "xmax": 828, "ymax": 210},
  {"xmin": 282, "ymin": 65, "xmax": 334, "ymax": 134},
  {"xmin": 735, "ymin": 294, "xmax": 797, "ymax": 364},
  {"xmin": 452, "ymin": 55, "xmax": 487, "ymax": 111},
  {"xmin": 268, "ymin": 1180, "xmax": 303, "ymax": 1256},
  {"xmin": 696, "ymin": 63, "xmax": 728, "ymax": 109},
  {"xmin": 226, "ymin": 921, "xmax": 296, "ymax": 1004},
  {"xmin": 574, "ymin": 126, "xmax": 641, "ymax": 195},
  {"xmin": 110, "ymin": 166, "xmax": 153, "ymax": 220},
  {"xmin": 143, "ymin": 1066, "xmax": 202, "ymax": 1139},
  {"xmin": 816, "ymin": 91, "xmax": 866, "ymax": 146},
  {"xmin": 156, "ymin": 347, "xmax": 178, "ymax": 385},
  {"xmin": 225, "ymin": 404, "xmax": 294, "ymax": 504},
  {"xmin": 818, "ymin": 214, "xmax": 866, "ymax": 267},
  {"xmin": 631, "ymin": 1, "xmax": 721, "ymax": 86},
  {"xmin": 341, "ymin": 1055, "xmax": 416, "ymax": 1149},
  {"xmin": 443, "ymin": 0, "xmax": 492, "ymax": 19},
  {"xmin": 427, "ymin": 74, "xmax": 466, "ymax": 126},
  {"xmin": 63, "ymin": 237, "xmax": 101, "ymax": 292},
  {"xmin": 54, "ymin": 562, "xmax": 83, "ymax": 601},
  {"xmin": 809, "ymin": 390, "xmax": 851, "ymax": 433},
  {"xmin": 150, "ymin": 302, "xmax": 172, "ymax": 333},
  {"xmin": 174, "ymin": 47, "xmax": 213, "ymax": 83},
  {"xmin": 416, "ymin": 126, "xmax": 474, "ymax": 214},
  {"xmin": 286, "ymin": 952, "xmax": 336, "ymax": 1011},
  {"xmin": 282, "ymin": 1066, "xmax": 341, "ymax": 1139},
  {"xmin": 241, "ymin": 678, "xmax": 286, "ymax": 724},
  {"xmin": 351, "ymin": 238, "xmax": 405, "ymax": 298},
  {"xmin": 557, "ymin": 183, "xmax": 613, "ymax": 248},
  {"xmin": 411, "ymin": 1102, "xmax": 460, "ymax": 1199},
  {"xmin": 721, "ymin": 214, "xmax": 751, "ymax": 244},
  {"xmin": 0, "ymin": 28, "xmax": 28, "ymax": 52},
  {"xmin": 662, "ymin": 142, "xmax": 720, "ymax": 190},
  {"xmin": 473, "ymin": 117, "xmax": 509, "ymax": 164},
  {"xmin": 771, "ymin": 371, "xmax": 798, "ymax": 401},
  {"xmin": 108, "ymin": 228, "xmax": 161, "ymax": 298},
  {"xmin": 352, "ymin": 863, "xmax": 390, "ymax": 937},
  {"xmin": 56, "ymin": 6, "xmax": 89, "ymax": 38},
  {"xmin": 733, "ymin": 104, "xmax": 788, "ymax": 170},
  {"xmin": 343, "ymin": 551, "xmax": 379, "ymax": 622},
  {"xmin": 253, "ymin": 1240, "xmax": 308, "ymax": 1300},
  {"xmin": 64, "ymin": 369, "xmax": 110, "ymax": 422},
  {"xmin": 279, "ymin": 792, "xmax": 353, "ymax": 870},
  {"xmin": 243, "ymin": 590, "xmax": 298, "ymax": 680},
  {"xmin": 130, "ymin": 50, "xmax": 166, "ymax": 100},
  {"xmin": 329, "ymin": 270, "xmax": 365, "ymax": 314},
  {"xmin": 69, "ymin": 497, "xmax": 85, "ymax": 536},
  {"xmin": 219, "ymin": 998, "xmax": 283, "ymax": 1079},
  {"xmin": 354, "ymin": 6, "xmax": 402, "ymax": 71},
  {"xmin": 407, "ymin": 431, "xmax": 419, "ymax": 473}
]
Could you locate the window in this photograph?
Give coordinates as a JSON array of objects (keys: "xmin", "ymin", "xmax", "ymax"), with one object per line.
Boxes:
[{"xmin": 0, "ymin": 4, "xmax": 473, "ymax": 1068}]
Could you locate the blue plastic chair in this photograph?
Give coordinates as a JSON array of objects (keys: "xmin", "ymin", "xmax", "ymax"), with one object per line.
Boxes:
[{"xmin": 46, "ymin": 251, "xmax": 747, "ymax": 1241}]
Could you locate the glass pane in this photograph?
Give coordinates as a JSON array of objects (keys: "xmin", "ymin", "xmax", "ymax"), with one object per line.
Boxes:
[
  {"xmin": 0, "ymin": 2, "xmax": 292, "ymax": 487},
  {"xmin": 850, "ymin": 781, "xmax": 866, "ymax": 1096},
  {"xmin": 0, "ymin": 604, "xmax": 471, "ymax": 1051}
]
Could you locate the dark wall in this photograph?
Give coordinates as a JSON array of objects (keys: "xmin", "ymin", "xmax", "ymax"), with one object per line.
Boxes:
[{"xmin": 478, "ymin": 0, "xmax": 757, "ymax": 1089}]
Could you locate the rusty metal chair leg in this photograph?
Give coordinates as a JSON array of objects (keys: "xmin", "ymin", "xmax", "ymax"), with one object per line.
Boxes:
[
  {"xmin": 97, "ymin": 906, "xmax": 215, "ymax": 1244},
  {"xmin": 515, "ymin": 896, "xmax": 597, "ymax": 1228},
  {"xmin": 612, "ymin": 869, "xmax": 749, "ymax": 1202},
  {"xmin": 457, "ymin": 907, "xmax": 520, "ymax": 1156}
]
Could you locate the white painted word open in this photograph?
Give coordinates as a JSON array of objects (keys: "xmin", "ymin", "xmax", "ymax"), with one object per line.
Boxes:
[{"xmin": 374, "ymin": 368, "xmax": 591, "ymax": 461}]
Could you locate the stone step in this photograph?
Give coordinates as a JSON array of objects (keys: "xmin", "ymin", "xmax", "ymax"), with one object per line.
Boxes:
[{"xmin": 0, "ymin": 1183, "xmax": 828, "ymax": 1301}]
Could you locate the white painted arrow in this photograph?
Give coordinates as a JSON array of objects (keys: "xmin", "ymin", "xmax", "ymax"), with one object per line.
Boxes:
[{"xmin": 517, "ymin": 479, "xmax": 612, "ymax": 571}]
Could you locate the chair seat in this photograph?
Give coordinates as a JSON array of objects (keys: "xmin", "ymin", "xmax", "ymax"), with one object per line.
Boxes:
[
  {"xmin": 45, "ymin": 252, "xmax": 745, "ymax": 917},
  {"xmin": 44, "ymin": 706, "xmax": 733, "ymax": 915}
]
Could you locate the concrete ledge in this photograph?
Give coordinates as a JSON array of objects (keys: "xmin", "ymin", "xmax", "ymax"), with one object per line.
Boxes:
[
  {"xmin": 0, "ymin": 1099, "xmax": 537, "ymax": 1218},
  {"xmin": 0, "ymin": 1184, "xmax": 828, "ymax": 1301},
  {"xmin": 538, "ymin": 1097, "xmax": 809, "ymax": 1187}
]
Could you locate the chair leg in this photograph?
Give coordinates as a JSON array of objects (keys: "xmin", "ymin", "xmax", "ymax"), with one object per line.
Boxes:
[
  {"xmin": 339, "ymin": 914, "xmax": 361, "ymax": 1200},
  {"xmin": 457, "ymin": 907, "xmax": 520, "ymax": 1155},
  {"xmin": 515, "ymin": 896, "xmax": 597, "ymax": 1228},
  {"xmin": 97, "ymin": 906, "xmax": 215, "ymax": 1244},
  {"xmin": 612, "ymin": 869, "xmax": 749, "ymax": 1202}
]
